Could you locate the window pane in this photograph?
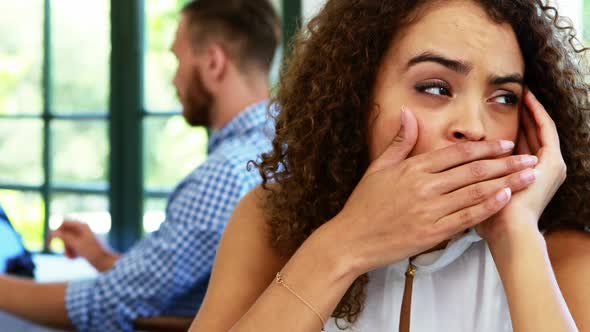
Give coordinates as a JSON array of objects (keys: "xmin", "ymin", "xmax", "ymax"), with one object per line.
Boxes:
[
  {"xmin": 303, "ymin": 0, "xmax": 325, "ymax": 24},
  {"xmin": 52, "ymin": 0, "xmax": 110, "ymax": 113},
  {"xmin": 585, "ymin": 0, "xmax": 590, "ymax": 44},
  {"xmin": 143, "ymin": 197, "xmax": 167, "ymax": 234},
  {"xmin": 0, "ymin": 190, "xmax": 44, "ymax": 251},
  {"xmin": 49, "ymin": 193, "xmax": 110, "ymax": 251},
  {"xmin": 555, "ymin": 0, "xmax": 584, "ymax": 36},
  {"xmin": 52, "ymin": 120, "xmax": 108, "ymax": 185},
  {"xmin": 144, "ymin": 116, "xmax": 207, "ymax": 189},
  {"xmin": 272, "ymin": 0, "xmax": 281, "ymax": 12},
  {"xmin": 0, "ymin": 119, "xmax": 43, "ymax": 185},
  {"xmin": 144, "ymin": 0, "xmax": 185, "ymax": 112},
  {"xmin": 0, "ymin": 1, "xmax": 42, "ymax": 115},
  {"xmin": 269, "ymin": 0, "xmax": 283, "ymax": 84}
]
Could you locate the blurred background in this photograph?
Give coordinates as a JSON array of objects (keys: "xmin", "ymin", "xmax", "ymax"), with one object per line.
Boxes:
[{"xmin": 0, "ymin": 0, "xmax": 588, "ymax": 255}]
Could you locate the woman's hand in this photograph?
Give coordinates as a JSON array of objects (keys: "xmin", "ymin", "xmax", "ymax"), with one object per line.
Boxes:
[
  {"xmin": 476, "ymin": 90, "xmax": 567, "ymax": 244},
  {"xmin": 325, "ymin": 107, "xmax": 538, "ymax": 277}
]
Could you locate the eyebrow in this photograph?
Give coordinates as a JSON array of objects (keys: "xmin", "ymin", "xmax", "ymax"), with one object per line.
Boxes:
[
  {"xmin": 407, "ymin": 51, "xmax": 524, "ymax": 87},
  {"xmin": 407, "ymin": 51, "xmax": 473, "ymax": 75},
  {"xmin": 488, "ymin": 74, "xmax": 524, "ymax": 87}
]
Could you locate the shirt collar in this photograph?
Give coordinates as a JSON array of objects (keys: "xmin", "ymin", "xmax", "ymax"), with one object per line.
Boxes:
[
  {"xmin": 207, "ymin": 100, "xmax": 270, "ymax": 153},
  {"xmin": 390, "ymin": 228, "xmax": 484, "ymax": 275}
]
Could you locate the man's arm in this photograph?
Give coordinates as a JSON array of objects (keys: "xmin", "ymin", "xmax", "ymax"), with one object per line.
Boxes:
[
  {"xmin": 0, "ymin": 159, "xmax": 247, "ymax": 331},
  {"xmin": 0, "ymin": 276, "xmax": 74, "ymax": 330},
  {"xmin": 64, "ymin": 173, "xmax": 245, "ymax": 331}
]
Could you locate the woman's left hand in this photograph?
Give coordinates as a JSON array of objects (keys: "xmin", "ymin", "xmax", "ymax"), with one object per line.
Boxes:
[{"xmin": 476, "ymin": 90, "xmax": 567, "ymax": 243}]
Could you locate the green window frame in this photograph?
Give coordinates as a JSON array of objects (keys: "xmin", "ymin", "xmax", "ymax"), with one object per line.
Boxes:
[
  {"xmin": 0, "ymin": 0, "xmax": 110, "ymax": 253},
  {"xmin": 0, "ymin": 0, "xmax": 302, "ymax": 253}
]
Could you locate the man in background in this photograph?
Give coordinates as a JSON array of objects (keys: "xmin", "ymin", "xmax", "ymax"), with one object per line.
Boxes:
[{"xmin": 0, "ymin": 0, "xmax": 280, "ymax": 331}]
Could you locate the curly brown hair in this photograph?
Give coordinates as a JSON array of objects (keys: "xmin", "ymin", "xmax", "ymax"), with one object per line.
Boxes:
[{"xmin": 253, "ymin": 0, "xmax": 590, "ymax": 327}]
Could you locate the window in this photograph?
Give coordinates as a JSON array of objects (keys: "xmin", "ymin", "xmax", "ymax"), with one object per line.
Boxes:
[
  {"xmin": 0, "ymin": 0, "xmax": 292, "ymax": 253},
  {"xmin": 303, "ymin": 0, "xmax": 325, "ymax": 24},
  {"xmin": 0, "ymin": 0, "xmax": 110, "ymax": 252},
  {"xmin": 585, "ymin": 0, "xmax": 590, "ymax": 44}
]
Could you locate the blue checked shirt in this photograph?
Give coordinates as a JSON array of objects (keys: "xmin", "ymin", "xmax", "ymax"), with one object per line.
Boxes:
[{"xmin": 66, "ymin": 101, "xmax": 273, "ymax": 332}]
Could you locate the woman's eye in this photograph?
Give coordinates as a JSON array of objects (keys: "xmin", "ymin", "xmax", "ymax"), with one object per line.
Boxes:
[
  {"xmin": 491, "ymin": 94, "xmax": 519, "ymax": 105},
  {"xmin": 415, "ymin": 81, "xmax": 452, "ymax": 97},
  {"xmin": 424, "ymin": 86, "xmax": 451, "ymax": 96}
]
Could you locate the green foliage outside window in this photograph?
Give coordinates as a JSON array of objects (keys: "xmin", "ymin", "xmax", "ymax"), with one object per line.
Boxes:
[{"xmin": 0, "ymin": 1, "xmax": 110, "ymax": 251}]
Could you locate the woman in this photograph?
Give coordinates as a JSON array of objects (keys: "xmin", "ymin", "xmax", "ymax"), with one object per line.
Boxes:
[{"xmin": 190, "ymin": 0, "xmax": 590, "ymax": 331}]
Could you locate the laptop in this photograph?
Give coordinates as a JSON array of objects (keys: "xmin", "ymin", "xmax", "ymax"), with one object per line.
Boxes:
[{"xmin": 0, "ymin": 205, "xmax": 35, "ymax": 278}]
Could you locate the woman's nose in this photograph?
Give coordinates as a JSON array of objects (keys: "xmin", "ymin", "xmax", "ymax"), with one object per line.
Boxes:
[{"xmin": 447, "ymin": 107, "xmax": 486, "ymax": 142}]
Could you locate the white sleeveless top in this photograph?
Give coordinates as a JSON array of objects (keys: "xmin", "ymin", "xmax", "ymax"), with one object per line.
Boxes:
[{"xmin": 324, "ymin": 229, "xmax": 513, "ymax": 331}]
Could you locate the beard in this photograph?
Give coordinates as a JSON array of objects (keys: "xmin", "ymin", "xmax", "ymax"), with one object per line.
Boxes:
[{"xmin": 180, "ymin": 71, "xmax": 214, "ymax": 128}]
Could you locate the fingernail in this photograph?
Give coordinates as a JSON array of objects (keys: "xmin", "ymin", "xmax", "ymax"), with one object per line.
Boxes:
[
  {"xmin": 521, "ymin": 156, "xmax": 538, "ymax": 167},
  {"xmin": 500, "ymin": 140, "xmax": 515, "ymax": 152},
  {"xmin": 496, "ymin": 188, "xmax": 511, "ymax": 202},
  {"xmin": 520, "ymin": 169, "xmax": 536, "ymax": 182}
]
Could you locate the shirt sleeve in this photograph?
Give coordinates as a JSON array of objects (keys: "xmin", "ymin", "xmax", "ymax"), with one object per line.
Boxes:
[{"xmin": 65, "ymin": 160, "xmax": 246, "ymax": 332}]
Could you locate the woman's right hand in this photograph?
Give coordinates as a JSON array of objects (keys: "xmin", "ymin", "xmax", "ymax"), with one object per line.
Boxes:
[{"xmin": 328, "ymin": 107, "xmax": 538, "ymax": 277}]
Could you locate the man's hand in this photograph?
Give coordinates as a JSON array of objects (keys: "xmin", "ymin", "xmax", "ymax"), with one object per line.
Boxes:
[{"xmin": 49, "ymin": 220, "xmax": 120, "ymax": 272}]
